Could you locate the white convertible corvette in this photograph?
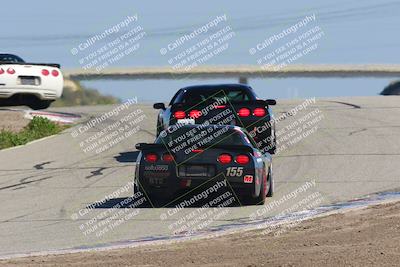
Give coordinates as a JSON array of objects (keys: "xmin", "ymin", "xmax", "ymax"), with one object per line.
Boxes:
[{"xmin": 0, "ymin": 53, "xmax": 63, "ymax": 109}]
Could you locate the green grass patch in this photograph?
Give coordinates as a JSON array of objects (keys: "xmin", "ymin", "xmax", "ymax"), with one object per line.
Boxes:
[{"xmin": 0, "ymin": 117, "xmax": 67, "ymax": 150}]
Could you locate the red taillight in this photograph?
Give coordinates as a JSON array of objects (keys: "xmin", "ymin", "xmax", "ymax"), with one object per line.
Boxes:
[
  {"xmin": 236, "ymin": 154, "xmax": 250, "ymax": 165},
  {"xmin": 253, "ymin": 108, "xmax": 266, "ymax": 117},
  {"xmin": 218, "ymin": 153, "xmax": 232, "ymax": 164},
  {"xmin": 51, "ymin": 70, "xmax": 59, "ymax": 77},
  {"xmin": 7, "ymin": 68, "xmax": 15, "ymax": 74},
  {"xmin": 0, "ymin": 68, "xmax": 4, "ymax": 75},
  {"xmin": 162, "ymin": 153, "xmax": 174, "ymax": 162},
  {"xmin": 189, "ymin": 110, "xmax": 201, "ymax": 119},
  {"xmin": 238, "ymin": 108, "xmax": 251, "ymax": 117},
  {"xmin": 145, "ymin": 153, "xmax": 158, "ymax": 163},
  {"xmin": 174, "ymin": 110, "xmax": 186, "ymax": 119},
  {"xmin": 42, "ymin": 69, "xmax": 49, "ymax": 76}
]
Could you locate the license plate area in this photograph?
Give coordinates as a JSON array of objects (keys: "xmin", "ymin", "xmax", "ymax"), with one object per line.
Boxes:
[
  {"xmin": 18, "ymin": 76, "xmax": 40, "ymax": 86},
  {"xmin": 178, "ymin": 164, "xmax": 216, "ymax": 178}
]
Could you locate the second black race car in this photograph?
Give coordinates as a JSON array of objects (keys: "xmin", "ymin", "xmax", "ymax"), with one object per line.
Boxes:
[
  {"xmin": 134, "ymin": 124, "xmax": 273, "ymax": 206},
  {"xmin": 153, "ymin": 84, "xmax": 277, "ymax": 154}
]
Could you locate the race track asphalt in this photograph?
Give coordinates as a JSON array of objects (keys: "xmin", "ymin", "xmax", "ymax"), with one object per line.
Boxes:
[{"xmin": 0, "ymin": 96, "xmax": 399, "ymax": 257}]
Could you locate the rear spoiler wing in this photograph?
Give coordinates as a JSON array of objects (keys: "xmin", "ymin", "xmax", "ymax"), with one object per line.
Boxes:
[
  {"xmin": 136, "ymin": 143, "xmax": 254, "ymax": 153},
  {"xmin": 208, "ymin": 144, "xmax": 254, "ymax": 153},
  {"xmin": 135, "ymin": 143, "xmax": 165, "ymax": 150},
  {"xmin": 0, "ymin": 62, "xmax": 61, "ymax": 68}
]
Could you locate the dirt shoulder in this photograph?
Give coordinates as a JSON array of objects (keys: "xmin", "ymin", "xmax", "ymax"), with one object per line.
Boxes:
[
  {"xmin": 0, "ymin": 111, "xmax": 29, "ymax": 132},
  {"xmin": 2, "ymin": 201, "xmax": 400, "ymax": 267}
]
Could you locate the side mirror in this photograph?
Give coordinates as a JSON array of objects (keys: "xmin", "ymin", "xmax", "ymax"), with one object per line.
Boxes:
[
  {"xmin": 135, "ymin": 143, "xmax": 146, "ymax": 150},
  {"xmin": 266, "ymin": 99, "xmax": 276, "ymax": 106},
  {"xmin": 153, "ymin": 103, "xmax": 166, "ymax": 110}
]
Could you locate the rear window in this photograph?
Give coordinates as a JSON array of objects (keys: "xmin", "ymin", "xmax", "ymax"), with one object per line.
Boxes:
[
  {"xmin": 174, "ymin": 88, "xmax": 254, "ymax": 104},
  {"xmin": 156, "ymin": 127, "xmax": 249, "ymax": 147},
  {"xmin": 0, "ymin": 54, "xmax": 24, "ymax": 63}
]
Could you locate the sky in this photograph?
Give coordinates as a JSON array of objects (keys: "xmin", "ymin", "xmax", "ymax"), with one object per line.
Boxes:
[{"xmin": 1, "ymin": 0, "xmax": 400, "ymax": 101}]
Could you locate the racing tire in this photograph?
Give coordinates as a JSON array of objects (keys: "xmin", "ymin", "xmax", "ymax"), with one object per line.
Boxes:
[
  {"xmin": 268, "ymin": 136, "xmax": 277, "ymax": 155},
  {"xmin": 28, "ymin": 100, "xmax": 52, "ymax": 110},
  {"xmin": 246, "ymin": 167, "xmax": 267, "ymax": 206},
  {"xmin": 265, "ymin": 133, "xmax": 276, "ymax": 155},
  {"xmin": 266, "ymin": 166, "xmax": 274, "ymax": 197},
  {"xmin": 133, "ymin": 183, "xmax": 142, "ymax": 195},
  {"xmin": 133, "ymin": 183, "xmax": 162, "ymax": 208}
]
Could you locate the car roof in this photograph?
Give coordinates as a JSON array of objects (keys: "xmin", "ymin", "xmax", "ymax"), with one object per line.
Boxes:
[{"xmin": 180, "ymin": 83, "xmax": 252, "ymax": 91}]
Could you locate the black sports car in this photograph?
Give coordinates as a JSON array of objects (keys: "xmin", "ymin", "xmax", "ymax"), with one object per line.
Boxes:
[
  {"xmin": 134, "ymin": 124, "xmax": 273, "ymax": 206},
  {"xmin": 153, "ymin": 84, "xmax": 277, "ymax": 154}
]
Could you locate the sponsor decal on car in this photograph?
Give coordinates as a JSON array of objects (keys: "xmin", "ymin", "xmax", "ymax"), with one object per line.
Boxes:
[{"xmin": 243, "ymin": 175, "xmax": 254, "ymax": 183}]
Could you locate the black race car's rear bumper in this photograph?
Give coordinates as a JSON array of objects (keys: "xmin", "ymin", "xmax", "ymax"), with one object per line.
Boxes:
[{"xmin": 137, "ymin": 172, "xmax": 259, "ymax": 201}]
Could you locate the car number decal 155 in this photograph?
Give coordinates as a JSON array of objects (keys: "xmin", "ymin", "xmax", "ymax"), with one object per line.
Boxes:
[{"xmin": 226, "ymin": 167, "xmax": 243, "ymax": 177}]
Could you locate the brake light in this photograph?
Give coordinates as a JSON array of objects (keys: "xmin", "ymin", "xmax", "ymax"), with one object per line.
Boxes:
[
  {"xmin": 7, "ymin": 68, "xmax": 15, "ymax": 74},
  {"xmin": 162, "ymin": 153, "xmax": 174, "ymax": 162},
  {"xmin": 236, "ymin": 154, "xmax": 250, "ymax": 165},
  {"xmin": 0, "ymin": 68, "xmax": 4, "ymax": 75},
  {"xmin": 218, "ymin": 153, "xmax": 232, "ymax": 164},
  {"xmin": 192, "ymin": 149, "xmax": 204, "ymax": 153},
  {"xmin": 145, "ymin": 153, "xmax": 158, "ymax": 163},
  {"xmin": 189, "ymin": 110, "xmax": 201, "ymax": 119},
  {"xmin": 174, "ymin": 110, "xmax": 186, "ymax": 119},
  {"xmin": 238, "ymin": 108, "xmax": 250, "ymax": 117},
  {"xmin": 51, "ymin": 70, "xmax": 59, "ymax": 77},
  {"xmin": 42, "ymin": 69, "xmax": 49, "ymax": 76},
  {"xmin": 253, "ymin": 108, "xmax": 266, "ymax": 117}
]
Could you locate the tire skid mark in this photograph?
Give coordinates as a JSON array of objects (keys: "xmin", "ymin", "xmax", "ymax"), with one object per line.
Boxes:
[
  {"xmin": 85, "ymin": 167, "xmax": 109, "ymax": 179},
  {"xmin": 34, "ymin": 161, "xmax": 53, "ymax": 170},
  {"xmin": 0, "ymin": 176, "xmax": 52, "ymax": 191},
  {"xmin": 326, "ymin": 101, "xmax": 361, "ymax": 109},
  {"xmin": 349, "ymin": 128, "xmax": 367, "ymax": 136}
]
